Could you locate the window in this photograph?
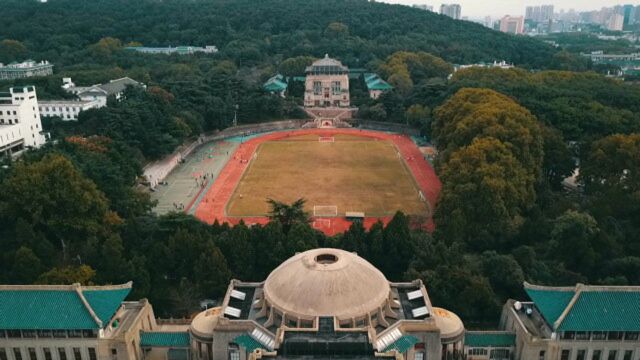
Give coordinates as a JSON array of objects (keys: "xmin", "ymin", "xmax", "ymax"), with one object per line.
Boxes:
[
  {"xmin": 539, "ymin": 350, "xmax": 546, "ymax": 360},
  {"xmin": 82, "ymin": 330, "xmax": 96, "ymax": 338},
  {"xmin": 608, "ymin": 350, "xmax": 618, "ymax": 360},
  {"xmin": 313, "ymin": 81, "xmax": 322, "ymax": 95},
  {"xmin": 489, "ymin": 349, "xmax": 510, "ymax": 360},
  {"xmin": 7, "ymin": 330, "xmax": 20, "ymax": 338},
  {"xmin": 58, "ymin": 348, "xmax": 67, "ymax": 360},
  {"xmin": 623, "ymin": 351, "xmax": 633, "ymax": 360},
  {"xmin": 13, "ymin": 348, "xmax": 22, "ymax": 360},
  {"xmin": 88, "ymin": 348, "xmax": 96, "ymax": 360},
  {"xmin": 53, "ymin": 330, "xmax": 67, "ymax": 338},
  {"xmin": 577, "ymin": 350, "xmax": 587, "ymax": 360},
  {"xmin": 608, "ymin": 332, "xmax": 624, "ymax": 341},
  {"xmin": 72, "ymin": 348, "xmax": 81, "ymax": 360},
  {"xmin": 0, "ymin": 349, "xmax": 7, "ymax": 360},
  {"xmin": 561, "ymin": 350, "xmax": 571, "ymax": 360},
  {"xmin": 468, "ymin": 349, "xmax": 488, "ymax": 356},
  {"xmin": 228, "ymin": 344, "xmax": 239, "ymax": 360},
  {"xmin": 37, "ymin": 330, "xmax": 52, "ymax": 338},
  {"xmin": 625, "ymin": 332, "xmax": 639, "ymax": 341},
  {"xmin": 576, "ymin": 332, "xmax": 590, "ymax": 340},
  {"xmin": 27, "ymin": 348, "xmax": 36, "ymax": 360},
  {"xmin": 592, "ymin": 332, "xmax": 607, "ymax": 340},
  {"xmin": 331, "ymin": 81, "xmax": 341, "ymax": 95},
  {"xmin": 415, "ymin": 351, "xmax": 425, "ymax": 360},
  {"xmin": 43, "ymin": 348, "xmax": 52, "ymax": 360},
  {"xmin": 593, "ymin": 351, "xmax": 602, "ymax": 360},
  {"xmin": 68, "ymin": 330, "xmax": 81, "ymax": 338}
]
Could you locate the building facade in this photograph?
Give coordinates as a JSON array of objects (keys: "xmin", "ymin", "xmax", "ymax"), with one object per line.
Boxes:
[
  {"xmin": 1, "ymin": 251, "xmax": 639, "ymax": 360},
  {"xmin": 500, "ymin": 16, "xmax": 525, "ymax": 34},
  {"xmin": 125, "ymin": 46, "xmax": 218, "ymax": 55},
  {"xmin": 0, "ymin": 60, "xmax": 53, "ymax": 80},
  {"xmin": 525, "ymin": 5, "xmax": 554, "ymax": 22},
  {"xmin": 62, "ymin": 77, "xmax": 145, "ymax": 110},
  {"xmin": 440, "ymin": 4, "xmax": 461, "ymax": 20},
  {"xmin": 304, "ymin": 55, "xmax": 350, "ymax": 108},
  {"xmin": 38, "ymin": 99, "xmax": 102, "ymax": 121},
  {"xmin": 497, "ymin": 283, "xmax": 640, "ymax": 360},
  {"xmin": 189, "ymin": 248, "xmax": 464, "ymax": 360},
  {"xmin": 0, "ymin": 86, "xmax": 47, "ymax": 157},
  {"xmin": 0, "ymin": 283, "xmax": 156, "ymax": 360}
]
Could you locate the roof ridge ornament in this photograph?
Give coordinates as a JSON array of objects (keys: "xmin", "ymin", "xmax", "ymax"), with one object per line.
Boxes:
[{"xmin": 74, "ymin": 284, "xmax": 104, "ymax": 329}]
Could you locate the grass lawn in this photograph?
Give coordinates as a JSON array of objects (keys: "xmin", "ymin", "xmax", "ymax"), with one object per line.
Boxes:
[{"xmin": 226, "ymin": 134, "xmax": 429, "ymax": 217}]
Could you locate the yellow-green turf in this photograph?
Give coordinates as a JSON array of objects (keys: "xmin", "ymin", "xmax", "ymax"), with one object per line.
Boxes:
[{"xmin": 226, "ymin": 134, "xmax": 428, "ymax": 217}]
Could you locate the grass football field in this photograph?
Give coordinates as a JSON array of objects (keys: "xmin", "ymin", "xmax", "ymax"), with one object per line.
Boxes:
[{"xmin": 225, "ymin": 134, "xmax": 429, "ymax": 217}]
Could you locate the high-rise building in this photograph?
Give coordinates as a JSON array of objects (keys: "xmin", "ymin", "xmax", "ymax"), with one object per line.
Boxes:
[
  {"xmin": 500, "ymin": 15, "xmax": 525, "ymax": 34},
  {"xmin": 607, "ymin": 13, "xmax": 624, "ymax": 31},
  {"xmin": 623, "ymin": 4, "xmax": 634, "ymax": 25},
  {"xmin": 0, "ymin": 86, "xmax": 48, "ymax": 157},
  {"xmin": 525, "ymin": 5, "xmax": 554, "ymax": 22},
  {"xmin": 440, "ymin": 4, "xmax": 461, "ymax": 20}
]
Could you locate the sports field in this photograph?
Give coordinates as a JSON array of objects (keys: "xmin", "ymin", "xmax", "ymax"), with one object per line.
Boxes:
[{"xmin": 226, "ymin": 134, "xmax": 429, "ymax": 217}]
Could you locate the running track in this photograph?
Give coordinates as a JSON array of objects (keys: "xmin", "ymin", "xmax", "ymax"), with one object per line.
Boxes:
[{"xmin": 193, "ymin": 129, "xmax": 441, "ymax": 235}]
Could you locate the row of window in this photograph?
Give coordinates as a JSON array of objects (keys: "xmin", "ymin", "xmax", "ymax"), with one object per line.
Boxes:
[
  {"xmin": 39, "ymin": 107, "xmax": 81, "ymax": 113},
  {"xmin": 0, "ymin": 347, "xmax": 96, "ymax": 360},
  {"xmin": 0, "ymin": 330, "xmax": 98, "ymax": 339},
  {"xmin": 0, "ymin": 111, "xmax": 17, "ymax": 116},
  {"xmin": 560, "ymin": 332, "xmax": 640, "ymax": 342},
  {"xmin": 560, "ymin": 349, "xmax": 636, "ymax": 360},
  {"xmin": 467, "ymin": 348, "xmax": 511, "ymax": 360},
  {"xmin": 0, "ymin": 119, "xmax": 19, "ymax": 125}
]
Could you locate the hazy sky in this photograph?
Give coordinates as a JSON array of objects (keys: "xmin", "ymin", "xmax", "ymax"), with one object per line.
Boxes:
[{"xmin": 380, "ymin": 0, "xmax": 635, "ymax": 18}]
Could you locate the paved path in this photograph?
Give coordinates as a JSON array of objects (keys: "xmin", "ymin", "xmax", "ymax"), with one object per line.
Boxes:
[
  {"xmin": 150, "ymin": 140, "xmax": 238, "ymax": 215},
  {"xmin": 193, "ymin": 128, "xmax": 441, "ymax": 235}
]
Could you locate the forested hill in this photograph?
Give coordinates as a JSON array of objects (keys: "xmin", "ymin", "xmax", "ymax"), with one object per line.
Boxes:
[{"xmin": 1, "ymin": 0, "xmax": 557, "ymax": 68}]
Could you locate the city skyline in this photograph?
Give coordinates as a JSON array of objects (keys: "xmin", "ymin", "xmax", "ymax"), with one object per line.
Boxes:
[{"xmin": 381, "ymin": 0, "xmax": 637, "ymax": 18}]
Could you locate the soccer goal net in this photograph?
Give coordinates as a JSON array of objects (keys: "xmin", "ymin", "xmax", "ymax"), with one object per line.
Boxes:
[
  {"xmin": 318, "ymin": 136, "xmax": 335, "ymax": 143},
  {"xmin": 314, "ymin": 205, "xmax": 338, "ymax": 217}
]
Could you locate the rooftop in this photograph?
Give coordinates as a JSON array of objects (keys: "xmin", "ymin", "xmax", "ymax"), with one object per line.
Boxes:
[
  {"xmin": 0, "ymin": 283, "xmax": 131, "ymax": 330},
  {"xmin": 262, "ymin": 248, "xmax": 390, "ymax": 320},
  {"xmin": 464, "ymin": 331, "xmax": 516, "ymax": 348},
  {"xmin": 524, "ymin": 282, "xmax": 640, "ymax": 332},
  {"xmin": 305, "ymin": 55, "xmax": 348, "ymax": 75}
]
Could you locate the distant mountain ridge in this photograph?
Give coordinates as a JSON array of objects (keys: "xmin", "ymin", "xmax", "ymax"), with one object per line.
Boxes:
[{"xmin": 0, "ymin": 0, "xmax": 559, "ymax": 68}]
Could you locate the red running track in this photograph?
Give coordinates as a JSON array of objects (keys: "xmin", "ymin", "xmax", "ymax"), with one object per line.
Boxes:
[{"xmin": 193, "ymin": 129, "xmax": 441, "ymax": 236}]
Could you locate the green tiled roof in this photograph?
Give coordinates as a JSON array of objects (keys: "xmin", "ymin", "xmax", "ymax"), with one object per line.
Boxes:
[
  {"xmin": 263, "ymin": 74, "xmax": 288, "ymax": 92},
  {"xmin": 384, "ymin": 335, "xmax": 419, "ymax": 353},
  {"xmin": 234, "ymin": 334, "xmax": 264, "ymax": 352},
  {"xmin": 140, "ymin": 331, "xmax": 191, "ymax": 347},
  {"xmin": 84, "ymin": 288, "xmax": 132, "ymax": 325},
  {"xmin": 557, "ymin": 291, "xmax": 640, "ymax": 331},
  {"xmin": 525, "ymin": 287, "xmax": 575, "ymax": 325},
  {"xmin": 465, "ymin": 332, "xmax": 515, "ymax": 347},
  {"xmin": 0, "ymin": 284, "xmax": 131, "ymax": 330},
  {"xmin": 364, "ymin": 73, "xmax": 393, "ymax": 91}
]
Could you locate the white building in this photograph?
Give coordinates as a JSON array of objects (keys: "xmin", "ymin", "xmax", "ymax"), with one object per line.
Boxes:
[
  {"xmin": 38, "ymin": 99, "xmax": 102, "ymax": 121},
  {"xmin": 0, "ymin": 86, "xmax": 47, "ymax": 157},
  {"xmin": 607, "ymin": 13, "xmax": 625, "ymax": 31},
  {"xmin": 0, "ymin": 60, "xmax": 53, "ymax": 81},
  {"xmin": 125, "ymin": 45, "xmax": 218, "ymax": 55},
  {"xmin": 440, "ymin": 4, "xmax": 461, "ymax": 19},
  {"xmin": 61, "ymin": 77, "xmax": 145, "ymax": 110},
  {"xmin": 412, "ymin": 4, "xmax": 433, "ymax": 11}
]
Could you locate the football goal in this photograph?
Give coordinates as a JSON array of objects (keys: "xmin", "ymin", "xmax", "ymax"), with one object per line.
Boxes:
[{"xmin": 318, "ymin": 136, "xmax": 335, "ymax": 143}]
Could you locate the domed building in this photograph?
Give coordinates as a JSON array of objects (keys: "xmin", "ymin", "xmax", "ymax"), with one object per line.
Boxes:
[{"xmin": 190, "ymin": 248, "xmax": 464, "ymax": 360}]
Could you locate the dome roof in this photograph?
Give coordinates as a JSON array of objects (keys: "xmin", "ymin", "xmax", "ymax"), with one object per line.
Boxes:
[
  {"xmin": 263, "ymin": 248, "xmax": 390, "ymax": 320},
  {"xmin": 305, "ymin": 54, "xmax": 348, "ymax": 74},
  {"xmin": 433, "ymin": 307, "xmax": 464, "ymax": 340}
]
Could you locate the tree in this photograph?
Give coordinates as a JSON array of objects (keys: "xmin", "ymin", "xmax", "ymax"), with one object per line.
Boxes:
[
  {"xmin": 0, "ymin": 154, "xmax": 117, "ymax": 262},
  {"xmin": 433, "ymin": 87, "xmax": 543, "ymax": 176},
  {"xmin": 548, "ymin": 210, "xmax": 600, "ymax": 273},
  {"xmin": 267, "ymin": 198, "xmax": 311, "ymax": 233},
  {"xmin": 325, "ymin": 22, "xmax": 349, "ymax": 38},
  {"xmin": 0, "ymin": 39, "xmax": 27, "ymax": 63},
  {"xmin": 278, "ymin": 56, "xmax": 316, "ymax": 76},
  {"xmin": 435, "ymin": 137, "xmax": 534, "ymax": 247},
  {"xmin": 37, "ymin": 265, "xmax": 96, "ymax": 285},
  {"xmin": 11, "ymin": 247, "xmax": 43, "ymax": 284}
]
